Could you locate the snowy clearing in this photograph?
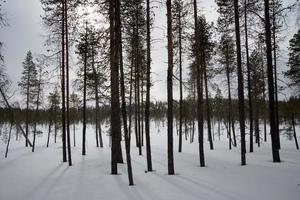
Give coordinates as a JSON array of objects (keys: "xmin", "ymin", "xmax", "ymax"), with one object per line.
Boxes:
[{"xmin": 0, "ymin": 122, "xmax": 300, "ymax": 200}]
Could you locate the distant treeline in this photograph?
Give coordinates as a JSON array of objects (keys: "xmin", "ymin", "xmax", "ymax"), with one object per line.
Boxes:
[{"xmin": 1, "ymin": 97, "xmax": 299, "ymax": 124}]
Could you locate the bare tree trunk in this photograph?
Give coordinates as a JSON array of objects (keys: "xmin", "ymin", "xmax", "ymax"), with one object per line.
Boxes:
[
  {"xmin": 264, "ymin": 0, "xmax": 280, "ymax": 162},
  {"xmin": 204, "ymin": 60, "xmax": 213, "ymax": 150},
  {"xmin": 61, "ymin": 0, "xmax": 67, "ymax": 163},
  {"xmin": 145, "ymin": 0, "xmax": 153, "ymax": 171},
  {"xmin": 82, "ymin": 22, "xmax": 88, "ymax": 156},
  {"xmin": 110, "ymin": 0, "xmax": 123, "ymax": 174},
  {"xmin": 25, "ymin": 71, "xmax": 30, "ymax": 147},
  {"xmin": 0, "ymin": 88, "xmax": 32, "ymax": 146},
  {"xmin": 32, "ymin": 68, "xmax": 42, "ymax": 153},
  {"xmin": 178, "ymin": 5, "xmax": 183, "ymax": 153},
  {"xmin": 260, "ymin": 41, "xmax": 267, "ymax": 142},
  {"xmin": 5, "ymin": 121, "xmax": 13, "ymax": 158},
  {"xmin": 234, "ymin": 0, "xmax": 246, "ymax": 165},
  {"xmin": 272, "ymin": 1, "xmax": 280, "ymax": 149},
  {"xmin": 193, "ymin": 0, "xmax": 205, "ymax": 167},
  {"xmin": 244, "ymin": 0, "xmax": 254, "ymax": 153},
  {"xmin": 92, "ymin": 45, "xmax": 100, "ymax": 148},
  {"xmin": 64, "ymin": 0, "xmax": 72, "ymax": 166},
  {"xmin": 117, "ymin": 1, "xmax": 134, "ymax": 184},
  {"xmin": 47, "ymin": 119, "xmax": 52, "ymax": 147},
  {"xmin": 166, "ymin": 0, "xmax": 175, "ymax": 174},
  {"xmin": 292, "ymin": 115, "xmax": 299, "ymax": 150}
]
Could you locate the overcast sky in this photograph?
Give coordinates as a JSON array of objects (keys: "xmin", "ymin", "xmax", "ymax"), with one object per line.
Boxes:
[{"xmin": 0, "ymin": 0, "xmax": 299, "ymax": 106}]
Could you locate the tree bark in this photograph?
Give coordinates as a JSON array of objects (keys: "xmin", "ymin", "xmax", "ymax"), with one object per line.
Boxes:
[
  {"xmin": 264, "ymin": 0, "xmax": 280, "ymax": 162},
  {"xmin": 61, "ymin": 0, "xmax": 67, "ymax": 163},
  {"xmin": 145, "ymin": 0, "xmax": 153, "ymax": 171},
  {"xmin": 234, "ymin": 0, "xmax": 246, "ymax": 165},
  {"xmin": 167, "ymin": 0, "xmax": 175, "ymax": 174},
  {"xmin": 193, "ymin": 0, "xmax": 205, "ymax": 167},
  {"xmin": 64, "ymin": 0, "xmax": 72, "ymax": 166},
  {"xmin": 244, "ymin": 0, "xmax": 254, "ymax": 153}
]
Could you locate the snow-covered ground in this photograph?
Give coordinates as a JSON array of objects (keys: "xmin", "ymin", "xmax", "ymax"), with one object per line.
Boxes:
[{"xmin": 0, "ymin": 121, "xmax": 299, "ymax": 200}]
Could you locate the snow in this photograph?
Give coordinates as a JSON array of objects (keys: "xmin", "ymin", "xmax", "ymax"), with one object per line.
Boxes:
[{"xmin": 0, "ymin": 121, "xmax": 300, "ymax": 200}]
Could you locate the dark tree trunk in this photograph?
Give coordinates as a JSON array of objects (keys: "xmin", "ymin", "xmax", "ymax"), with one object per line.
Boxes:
[
  {"xmin": 225, "ymin": 59, "xmax": 233, "ymax": 149},
  {"xmin": 64, "ymin": 0, "xmax": 72, "ymax": 166},
  {"xmin": 166, "ymin": 0, "xmax": 175, "ymax": 175},
  {"xmin": 0, "ymin": 87, "xmax": 32, "ymax": 146},
  {"xmin": 25, "ymin": 71, "xmax": 30, "ymax": 147},
  {"xmin": 145, "ymin": 0, "xmax": 153, "ymax": 172},
  {"xmin": 204, "ymin": 59, "xmax": 213, "ymax": 150},
  {"xmin": 292, "ymin": 115, "xmax": 299, "ymax": 150},
  {"xmin": 92, "ymin": 45, "xmax": 101, "ymax": 148},
  {"xmin": 264, "ymin": 0, "xmax": 280, "ymax": 162},
  {"xmin": 61, "ymin": 0, "xmax": 67, "ymax": 163},
  {"xmin": 260, "ymin": 42, "xmax": 267, "ymax": 142},
  {"xmin": 178, "ymin": 6, "xmax": 183, "ymax": 153},
  {"xmin": 244, "ymin": 0, "xmax": 254, "ymax": 153},
  {"xmin": 118, "ymin": 0, "xmax": 134, "ymax": 184},
  {"xmin": 272, "ymin": 1, "xmax": 280, "ymax": 149},
  {"xmin": 253, "ymin": 61, "xmax": 260, "ymax": 147},
  {"xmin": 194, "ymin": 0, "xmax": 205, "ymax": 167},
  {"xmin": 234, "ymin": 0, "xmax": 246, "ymax": 165},
  {"xmin": 110, "ymin": 0, "xmax": 123, "ymax": 174},
  {"xmin": 5, "ymin": 121, "xmax": 13, "ymax": 158},
  {"xmin": 82, "ymin": 23, "xmax": 88, "ymax": 156},
  {"xmin": 32, "ymin": 69, "xmax": 42, "ymax": 153},
  {"xmin": 46, "ymin": 118, "xmax": 52, "ymax": 148}
]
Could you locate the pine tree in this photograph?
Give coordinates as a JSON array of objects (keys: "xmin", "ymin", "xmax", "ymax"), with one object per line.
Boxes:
[
  {"xmin": 234, "ymin": 0, "xmax": 247, "ymax": 165},
  {"xmin": 18, "ymin": 51, "xmax": 38, "ymax": 147},
  {"xmin": 285, "ymin": 29, "xmax": 300, "ymax": 93},
  {"xmin": 193, "ymin": 0, "xmax": 205, "ymax": 167},
  {"xmin": 264, "ymin": 0, "xmax": 281, "ymax": 162},
  {"xmin": 167, "ymin": 0, "xmax": 175, "ymax": 175}
]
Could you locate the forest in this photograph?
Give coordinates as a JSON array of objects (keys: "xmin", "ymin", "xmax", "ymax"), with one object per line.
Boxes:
[{"xmin": 0, "ymin": 0, "xmax": 300, "ymax": 199}]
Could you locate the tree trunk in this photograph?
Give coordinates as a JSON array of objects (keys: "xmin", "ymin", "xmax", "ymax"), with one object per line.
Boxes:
[
  {"xmin": 292, "ymin": 115, "xmax": 299, "ymax": 150},
  {"xmin": 234, "ymin": 0, "xmax": 246, "ymax": 165},
  {"xmin": 166, "ymin": 0, "xmax": 175, "ymax": 174},
  {"xmin": 194, "ymin": 0, "xmax": 205, "ymax": 167},
  {"xmin": 272, "ymin": 1, "xmax": 280, "ymax": 149},
  {"xmin": 178, "ymin": 6, "xmax": 183, "ymax": 153},
  {"xmin": 32, "ymin": 68, "xmax": 42, "ymax": 153},
  {"xmin": 82, "ymin": 22, "xmax": 88, "ymax": 156},
  {"xmin": 61, "ymin": 0, "xmax": 67, "ymax": 163},
  {"xmin": 5, "ymin": 121, "xmax": 13, "ymax": 158},
  {"xmin": 47, "ymin": 119, "xmax": 52, "ymax": 148},
  {"xmin": 204, "ymin": 59, "xmax": 213, "ymax": 150},
  {"xmin": 0, "ymin": 87, "xmax": 32, "ymax": 146},
  {"xmin": 244, "ymin": 0, "xmax": 254, "ymax": 153},
  {"xmin": 145, "ymin": 0, "xmax": 153, "ymax": 172},
  {"xmin": 264, "ymin": 0, "xmax": 280, "ymax": 162},
  {"xmin": 64, "ymin": 0, "xmax": 72, "ymax": 166}
]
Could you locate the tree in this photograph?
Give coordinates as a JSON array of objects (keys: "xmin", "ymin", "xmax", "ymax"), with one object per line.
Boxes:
[
  {"xmin": 234, "ymin": 0, "xmax": 246, "ymax": 165},
  {"xmin": 166, "ymin": 0, "xmax": 175, "ymax": 175},
  {"xmin": 69, "ymin": 92, "xmax": 80, "ymax": 147},
  {"xmin": 285, "ymin": 29, "xmax": 300, "ymax": 94},
  {"xmin": 41, "ymin": 0, "xmax": 79, "ymax": 164},
  {"xmin": 216, "ymin": 0, "xmax": 237, "ymax": 149},
  {"xmin": 18, "ymin": 51, "xmax": 38, "ymax": 147},
  {"xmin": 47, "ymin": 88, "xmax": 60, "ymax": 147},
  {"xmin": 217, "ymin": 34, "xmax": 236, "ymax": 149},
  {"xmin": 145, "ymin": 0, "xmax": 153, "ymax": 171},
  {"xmin": 1, "ymin": 66, "xmax": 33, "ymax": 146},
  {"xmin": 244, "ymin": 0, "xmax": 254, "ymax": 153},
  {"xmin": 109, "ymin": 0, "xmax": 123, "ymax": 175},
  {"xmin": 189, "ymin": 16, "xmax": 215, "ymax": 150},
  {"xmin": 264, "ymin": 0, "xmax": 281, "ymax": 162},
  {"xmin": 32, "ymin": 61, "xmax": 45, "ymax": 153}
]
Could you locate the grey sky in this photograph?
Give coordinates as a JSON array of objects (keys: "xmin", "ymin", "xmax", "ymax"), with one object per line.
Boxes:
[{"xmin": 0, "ymin": 0, "xmax": 299, "ymax": 106}]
